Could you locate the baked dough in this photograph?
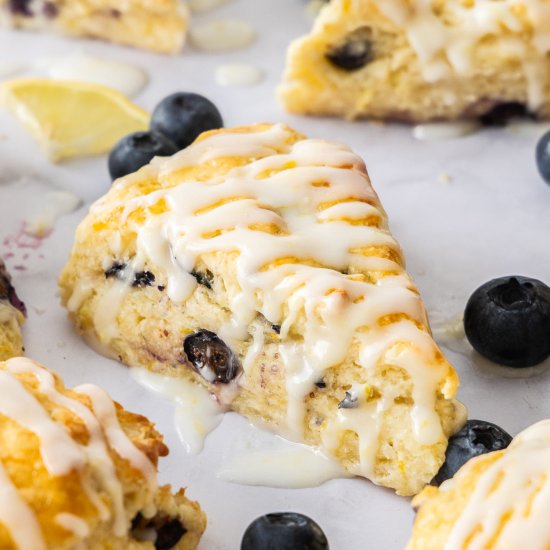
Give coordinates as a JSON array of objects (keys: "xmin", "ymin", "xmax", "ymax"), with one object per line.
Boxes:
[
  {"xmin": 0, "ymin": 259, "xmax": 25, "ymax": 361},
  {"xmin": 0, "ymin": 0, "xmax": 187, "ymax": 54},
  {"xmin": 60, "ymin": 123, "xmax": 465, "ymax": 496},
  {"xmin": 279, "ymin": 0, "xmax": 550, "ymax": 122},
  {"xmin": 0, "ymin": 356, "xmax": 205, "ymax": 550},
  {"xmin": 408, "ymin": 419, "xmax": 550, "ymax": 550}
]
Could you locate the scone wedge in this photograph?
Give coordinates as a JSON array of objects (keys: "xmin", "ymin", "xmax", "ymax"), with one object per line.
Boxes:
[
  {"xmin": 408, "ymin": 420, "xmax": 550, "ymax": 550},
  {"xmin": 0, "ymin": 259, "xmax": 25, "ymax": 360},
  {"xmin": 60, "ymin": 123, "xmax": 465, "ymax": 496},
  {"xmin": 0, "ymin": 0, "xmax": 188, "ymax": 53},
  {"xmin": 0, "ymin": 356, "xmax": 205, "ymax": 550},
  {"xmin": 279, "ymin": 0, "xmax": 550, "ymax": 122}
]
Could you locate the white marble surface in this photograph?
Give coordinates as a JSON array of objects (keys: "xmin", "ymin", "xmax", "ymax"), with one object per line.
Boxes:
[{"xmin": 1, "ymin": 1, "xmax": 550, "ymax": 548}]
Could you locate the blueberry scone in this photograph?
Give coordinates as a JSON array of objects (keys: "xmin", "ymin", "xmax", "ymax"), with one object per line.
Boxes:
[
  {"xmin": 0, "ymin": 0, "xmax": 188, "ymax": 53},
  {"xmin": 0, "ymin": 259, "xmax": 25, "ymax": 360},
  {"xmin": 0, "ymin": 356, "xmax": 205, "ymax": 549},
  {"xmin": 408, "ymin": 420, "xmax": 550, "ymax": 550},
  {"xmin": 60, "ymin": 123, "xmax": 465, "ymax": 496},
  {"xmin": 279, "ymin": 0, "xmax": 550, "ymax": 122}
]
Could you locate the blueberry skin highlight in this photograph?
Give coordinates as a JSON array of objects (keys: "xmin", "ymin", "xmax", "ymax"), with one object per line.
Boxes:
[
  {"xmin": 241, "ymin": 513, "xmax": 329, "ymax": 550},
  {"xmin": 108, "ymin": 131, "xmax": 178, "ymax": 180},
  {"xmin": 464, "ymin": 276, "xmax": 550, "ymax": 368},
  {"xmin": 432, "ymin": 420, "xmax": 512, "ymax": 486},
  {"xmin": 536, "ymin": 130, "xmax": 550, "ymax": 184},
  {"xmin": 150, "ymin": 92, "xmax": 223, "ymax": 149}
]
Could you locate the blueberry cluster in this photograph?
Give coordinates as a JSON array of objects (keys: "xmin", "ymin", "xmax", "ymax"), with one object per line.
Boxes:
[{"xmin": 108, "ymin": 92, "xmax": 223, "ymax": 180}]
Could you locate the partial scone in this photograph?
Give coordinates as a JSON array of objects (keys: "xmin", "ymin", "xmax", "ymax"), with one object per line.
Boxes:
[
  {"xmin": 0, "ymin": 356, "xmax": 205, "ymax": 550},
  {"xmin": 60, "ymin": 123, "xmax": 465, "ymax": 496},
  {"xmin": 0, "ymin": 0, "xmax": 188, "ymax": 54},
  {"xmin": 408, "ymin": 420, "xmax": 550, "ymax": 550},
  {"xmin": 0, "ymin": 259, "xmax": 25, "ymax": 360},
  {"xmin": 279, "ymin": 0, "xmax": 550, "ymax": 122}
]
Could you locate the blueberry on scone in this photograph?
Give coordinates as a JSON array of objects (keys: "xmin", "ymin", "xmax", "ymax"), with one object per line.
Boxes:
[
  {"xmin": 108, "ymin": 131, "xmax": 178, "ymax": 180},
  {"xmin": 432, "ymin": 420, "xmax": 512, "ymax": 486}
]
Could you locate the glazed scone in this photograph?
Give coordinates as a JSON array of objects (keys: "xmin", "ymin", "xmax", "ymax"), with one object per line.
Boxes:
[
  {"xmin": 279, "ymin": 0, "xmax": 550, "ymax": 122},
  {"xmin": 0, "ymin": 259, "xmax": 25, "ymax": 360},
  {"xmin": 0, "ymin": 356, "xmax": 205, "ymax": 550},
  {"xmin": 408, "ymin": 419, "xmax": 550, "ymax": 550},
  {"xmin": 0, "ymin": 0, "xmax": 188, "ymax": 54},
  {"xmin": 60, "ymin": 123, "xmax": 465, "ymax": 496}
]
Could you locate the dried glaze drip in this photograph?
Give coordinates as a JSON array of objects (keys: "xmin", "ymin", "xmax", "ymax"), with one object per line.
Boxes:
[
  {"xmin": 0, "ymin": 358, "xmax": 158, "ymax": 545},
  {"xmin": 84, "ymin": 123, "xmax": 454, "ymax": 479},
  {"xmin": 377, "ymin": 0, "xmax": 550, "ymax": 109},
  {"xmin": 441, "ymin": 420, "xmax": 550, "ymax": 549}
]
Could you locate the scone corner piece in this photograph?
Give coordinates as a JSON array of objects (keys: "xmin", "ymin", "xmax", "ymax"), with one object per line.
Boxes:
[
  {"xmin": 0, "ymin": 356, "xmax": 205, "ymax": 549},
  {"xmin": 279, "ymin": 0, "xmax": 550, "ymax": 122},
  {"xmin": 0, "ymin": 0, "xmax": 189, "ymax": 54}
]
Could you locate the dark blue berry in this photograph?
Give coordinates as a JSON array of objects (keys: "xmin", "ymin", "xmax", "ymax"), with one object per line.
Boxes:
[
  {"xmin": 432, "ymin": 420, "xmax": 512, "ymax": 486},
  {"xmin": 108, "ymin": 131, "xmax": 178, "ymax": 180},
  {"xmin": 464, "ymin": 276, "xmax": 550, "ymax": 368},
  {"xmin": 150, "ymin": 92, "xmax": 223, "ymax": 149},
  {"xmin": 184, "ymin": 330, "xmax": 239, "ymax": 384},
  {"xmin": 9, "ymin": 0, "xmax": 32, "ymax": 16},
  {"xmin": 241, "ymin": 513, "xmax": 329, "ymax": 550},
  {"xmin": 132, "ymin": 271, "xmax": 155, "ymax": 288},
  {"xmin": 155, "ymin": 519, "xmax": 186, "ymax": 550},
  {"xmin": 536, "ymin": 130, "xmax": 550, "ymax": 184},
  {"xmin": 326, "ymin": 28, "xmax": 373, "ymax": 71}
]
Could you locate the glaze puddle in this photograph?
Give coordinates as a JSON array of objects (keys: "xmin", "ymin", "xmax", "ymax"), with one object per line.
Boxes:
[
  {"xmin": 218, "ymin": 433, "xmax": 348, "ymax": 488},
  {"xmin": 215, "ymin": 64, "xmax": 263, "ymax": 87},
  {"xmin": 413, "ymin": 122, "xmax": 480, "ymax": 141},
  {"xmin": 190, "ymin": 19, "xmax": 256, "ymax": 51},
  {"xmin": 38, "ymin": 54, "xmax": 148, "ymax": 97},
  {"xmin": 130, "ymin": 367, "xmax": 223, "ymax": 454}
]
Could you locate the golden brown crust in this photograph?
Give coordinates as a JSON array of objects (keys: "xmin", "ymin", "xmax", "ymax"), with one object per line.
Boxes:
[
  {"xmin": 279, "ymin": 0, "xmax": 550, "ymax": 122},
  {"xmin": 0, "ymin": 0, "xmax": 187, "ymax": 54},
  {"xmin": 60, "ymin": 123, "xmax": 463, "ymax": 496},
  {"xmin": 0, "ymin": 358, "xmax": 205, "ymax": 549}
]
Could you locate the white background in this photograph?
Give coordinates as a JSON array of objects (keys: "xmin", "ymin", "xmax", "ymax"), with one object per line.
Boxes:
[{"xmin": 1, "ymin": 1, "xmax": 550, "ymax": 548}]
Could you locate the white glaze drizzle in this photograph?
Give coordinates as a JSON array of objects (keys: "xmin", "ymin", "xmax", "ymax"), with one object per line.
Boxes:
[
  {"xmin": 84, "ymin": 123, "xmax": 454, "ymax": 479},
  {"xmin": 74, "ymin": 383, "xmax": 157, "ymax": 491},
  {"xmin": 130, "ymin": 367, "xmax": 223, "ymax": 455},
  {"xmin": 443, "ymin": 420, "xmax": 550, "ymax": 549},
  {"xmin": 0, "ymin": 358, "xmax": 158, "ymax": 543},
  {"xmin": 377, "ymin": 0, "xmax": 550, "ymax": 109},
  {"xmin": 55, "ymin": 513, "xmax": 91, "ymax": 539},
  {"xmin": 0, "ymin": 461, "xmax": 46, "ymax": 550}
]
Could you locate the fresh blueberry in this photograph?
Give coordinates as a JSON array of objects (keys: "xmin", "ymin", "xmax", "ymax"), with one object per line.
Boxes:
[
  {"xmin": 108, "ymin": 131, "xmax": 178, "ymax": 180},
  {"xmin": 464, "ymin": 276, "xmax": 550, "ymax": 368},
  {"xmin": 536, "ymin": 130, "xmax": 550, "ymax": 184},
  {"xmin": 432, "ymin": 420, "xmax": 512, "ymax": 485},
  {"xmin": 184, "ymin": 330, "xmax": 240, "ymax": 384},
  {"xmin": 150, "ymin": 92, "xmax": 223, "ymax": 149},
  {"xmin": 241, "ymin": 513, "xmax": 329, "ymax": 550}
]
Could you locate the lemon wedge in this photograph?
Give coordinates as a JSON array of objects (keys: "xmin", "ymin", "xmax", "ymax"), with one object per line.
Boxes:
[{"xmin": 0, "ymin": 79, "xmax": 150, "ymax": 162}]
